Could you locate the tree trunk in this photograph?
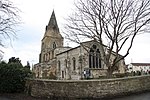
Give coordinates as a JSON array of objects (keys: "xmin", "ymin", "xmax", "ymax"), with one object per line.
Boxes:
[{"xmin": 107, "ymin": 66, "xmax": 114, "ymax": 78}]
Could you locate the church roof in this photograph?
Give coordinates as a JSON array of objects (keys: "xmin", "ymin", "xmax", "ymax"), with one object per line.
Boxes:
[
  {"xmin": 56, "ymin": 40, "xmax": 123, "ymax": 57},
  {"xmin": 56, "ymin": 45, "xmax": 80, "ymax": 56}
]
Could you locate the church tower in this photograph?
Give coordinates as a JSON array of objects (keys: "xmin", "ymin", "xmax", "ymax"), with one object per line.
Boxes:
[{"xmin": 39, "ymin": 10, "xmax": 64, "ymax": 63}]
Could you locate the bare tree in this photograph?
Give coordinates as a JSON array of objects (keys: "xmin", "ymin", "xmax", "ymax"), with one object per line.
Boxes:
[
  {"xmin": 0, "ymin": 0, "xmax": 20, "ymax": 57},
  {"xmin": 64, "ymin": 0, "xmax": 150, "ymax": 77}
]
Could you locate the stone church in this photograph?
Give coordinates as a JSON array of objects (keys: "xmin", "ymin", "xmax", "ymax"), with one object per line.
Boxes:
[{"xmin": 33, "ymin": 11, "xmax": 126, "ymax": 80}]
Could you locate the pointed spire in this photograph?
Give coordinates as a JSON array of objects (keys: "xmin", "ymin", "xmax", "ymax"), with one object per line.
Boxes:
[
  {"xmin": 47, "ymin": 10, "xmax": 59, "ymax": 31},
  {"xmin": 43, "ymin": 10, "xmax": 61, "ymax": 38}
]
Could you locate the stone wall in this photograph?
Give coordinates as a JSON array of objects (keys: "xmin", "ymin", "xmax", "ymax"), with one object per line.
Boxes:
[{"xmin": 26, "ymin": 75, "xmax": 150, "ymax": 99}]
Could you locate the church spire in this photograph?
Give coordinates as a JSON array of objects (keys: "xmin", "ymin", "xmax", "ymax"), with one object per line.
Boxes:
[{"xmin": 46, "ymin": 10, "xmax": 59, "ymax": 31}]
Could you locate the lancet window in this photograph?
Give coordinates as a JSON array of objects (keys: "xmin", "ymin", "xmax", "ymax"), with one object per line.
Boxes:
[{"xmin": 89, "ymin": 45, "xmax": 101, "ymax": 68}]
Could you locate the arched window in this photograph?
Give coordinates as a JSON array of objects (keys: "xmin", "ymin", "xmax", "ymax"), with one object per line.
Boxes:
[
  {"xmin": 96, "ymin": 49, "xmax": 101, "ymax": 68},
  {"xmin": 89, "ymin": 45, "xmax": 101, "ymax": 68},
  {"xmin": 43, "ymin": 54, "xmax": 45, "ymax": 62},
  {"xmin": 93, "ymin": 45, "xmax": 97, "ymax": 49},
  {"xmin": 53, "ymin": 42, "xmax": 56, "ymax": 49},
  {"xmin": 72, "ymin": 57, "xmax": 76, "ymax": 70},
  {"xmin": 58, "ymin": 60, "xmax": 61, "ymax": 71},
  {"xmin": 46, "ymin": 53, "xmax": 49, "ymax": 61},
  {"xmin": 44, "ymin": 54, "xmax": 46, "ymax": 62},
  {"xmin": 62, "ymin": 71, "xmax": 64, "ymax": 78},
  {"xmin": 49, "ymin": 52, "xmax": 51, "ymax": 60},
  {"xmin": 89, "ymin": 48, "xmax": 94, "ymax": 68},
  {"xmin": 42, "ymin": 42, "xmax": 44, "ymax": 49}
]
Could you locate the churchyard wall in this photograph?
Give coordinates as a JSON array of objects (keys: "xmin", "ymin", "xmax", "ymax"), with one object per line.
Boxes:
[{"xmin": 26, "ymin": 75, "xmax": 150, "ymax": 99}]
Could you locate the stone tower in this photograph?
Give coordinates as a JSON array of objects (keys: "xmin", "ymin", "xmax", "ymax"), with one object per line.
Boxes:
[{"xmin": 39, "ymin": 10, "xmax": 64, "ymax": 63}]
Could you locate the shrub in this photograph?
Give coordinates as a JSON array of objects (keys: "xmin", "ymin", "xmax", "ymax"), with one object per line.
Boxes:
[{"xmin": 0, "ymin": 60, "xmax": 32, "ymax": 93}]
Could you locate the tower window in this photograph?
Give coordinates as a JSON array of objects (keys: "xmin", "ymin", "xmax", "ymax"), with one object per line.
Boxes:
[
  {"xmin": 42, "ymin": 43, "xmax": 44, "ymax": 49},
  {"xmin": 53, "ymin": 42, "xmax": 56, "ymax": 49}
]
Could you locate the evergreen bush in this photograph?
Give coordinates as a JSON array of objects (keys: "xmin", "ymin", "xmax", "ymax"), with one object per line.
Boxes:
[{"xmin": 0, "ymin": 58, "xmax": 32, "ymax": 93}]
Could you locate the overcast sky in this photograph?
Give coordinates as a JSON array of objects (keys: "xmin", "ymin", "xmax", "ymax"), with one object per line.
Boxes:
[{"xmin": 2, "ymin": 0, "xmax": 150, "ymax": 65}]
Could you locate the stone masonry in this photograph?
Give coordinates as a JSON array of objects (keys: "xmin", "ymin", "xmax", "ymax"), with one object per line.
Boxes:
[{"xmin": 26, "ymin": 75, "xmax": 150, "ymax": 99}]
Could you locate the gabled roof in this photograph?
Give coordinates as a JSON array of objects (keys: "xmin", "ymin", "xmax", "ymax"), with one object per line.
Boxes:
[
  {"xmin": 56, "ymin": 45, "xmax": 80, "ymax": 56},
  {"xmin": 56, "ymin": 40, "xmax": 100, "ymax": 56},
  {"xmin": 131, "ymin": 63, "xmax": 150, "ymax": 66},
  {"xmin": 56, "ymin": 40, "xmax": 124, "ymax": 57}
]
